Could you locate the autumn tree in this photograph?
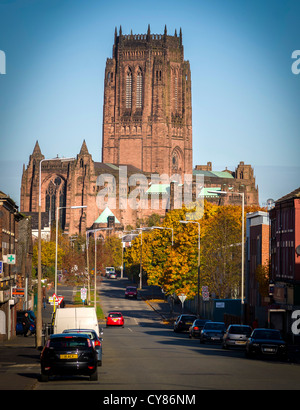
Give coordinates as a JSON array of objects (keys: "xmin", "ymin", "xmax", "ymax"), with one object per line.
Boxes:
[
  {"xmin": 255, "ymin": 263, "xmax": 270, "ymax": 298},
  {"xmin": 200, "ymin": 205, "xmax": 242, "ymax": 299},
  {"xmin": 124, "ymin": 199, "xmax": 266, "ymax": 301},
  {"xmin": 32, "ymin": 240, "xmax": 65, "ymax": 280}
]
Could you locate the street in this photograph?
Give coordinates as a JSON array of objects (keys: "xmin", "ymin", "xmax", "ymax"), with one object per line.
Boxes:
[{"xmin": 1, "ymin": 277, "xmax": 300, "ymax": 391}]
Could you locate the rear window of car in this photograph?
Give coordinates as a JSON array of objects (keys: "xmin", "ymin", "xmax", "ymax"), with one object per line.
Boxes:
[
  {"xmin": 182, "ymin": 316, "xmax": 197, "ymax": 322},
  {"xmin": 229, "ymin": 326, "xmax": 251, "ymax": 335},
  {"xmin": 50, "ymin": 336, "xmax": 90, "ymax": 349},
  {"xmin": 109, "ymin": 313, "xmax": 122, "ymax": 318},
  {"xmin": 204, "ymin": 323, "xmax": 225, "ymax": 330}
]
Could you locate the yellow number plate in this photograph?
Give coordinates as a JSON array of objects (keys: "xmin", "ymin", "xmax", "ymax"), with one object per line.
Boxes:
[{"xmin": 60, "ymin": 354, "xmax": 78, "ymax": 359}]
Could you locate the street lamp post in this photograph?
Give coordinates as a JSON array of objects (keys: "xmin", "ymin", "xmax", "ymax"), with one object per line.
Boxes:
[
  {"xmin": 86, "ymin": 227, "xmax": 112, "ymax": 308},
  {"xmin": 208, "ymin": 190, "xmax": 245, "ymax": 323},
  {"xmin": 37, "ymin": 156, "xmax": 74, "ymax": 348},
  {"xmin": 55, "ymin": 205, "xmax": 87, "ymax": 297},
  {"xmin": 179, "ymin": 221, "xmax": 200, "ymax": 317},
  {"xmin": 137, "ymin": 227, "xmax": 152, "ymax": 289}
]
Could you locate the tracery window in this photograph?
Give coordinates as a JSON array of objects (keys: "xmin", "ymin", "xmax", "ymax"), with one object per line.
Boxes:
[
  {"xmin": 174, "ymin": 75, "xmax": 178, "ymax": 112},
  {"xmin": 126, "ymin": 68, "xmax": 132, "ymax": 109},
  {"xmin": 45, "ymin": 176, "xmax": 66, "ymax": 229},
  {"xmin": 136, "ymin": 68, "xmax": 143, "ymax": 109}
]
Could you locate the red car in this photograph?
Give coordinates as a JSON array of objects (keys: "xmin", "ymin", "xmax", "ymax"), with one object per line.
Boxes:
[
  {"xmin": 125, "ymin": 286, "xmax": 138, "ymax": 299},
  {"xmin": 106, "ymin": 312, "xmax": 124, "ymax": 327}
]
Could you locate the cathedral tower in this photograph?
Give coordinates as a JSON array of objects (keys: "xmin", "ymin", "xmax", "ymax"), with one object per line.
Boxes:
[{"xmin": 102, "ymin": 25, "xmax": 193, "ymax": 178}]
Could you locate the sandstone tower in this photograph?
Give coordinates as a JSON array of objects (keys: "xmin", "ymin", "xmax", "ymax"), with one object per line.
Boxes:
[{"xmin": 102, "ymin": 25, "xmax": 193, "ymax": 178}]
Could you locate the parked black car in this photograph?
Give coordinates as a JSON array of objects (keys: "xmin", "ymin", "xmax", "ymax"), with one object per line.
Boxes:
[
  {"xmin": 189, "ymin": 319, "xmax": 211, "ymax": 338},
  {"xmin": 63, "ymin": 329, "xmax": 103, "ymax": 366},
  {"xmin": 200, "ymin": 322, "xmax": 226, "ymax": 343},
  {"xmin": 245, "ymin": 328, "xmax": 287, "ymax": 359},
  {"xmin": 174, "ymin": 314, "xmax": 197, "ymax": 332},
  {"xmin": 40, "ymin": 333, "xmax": 98, "ymax": 382}
]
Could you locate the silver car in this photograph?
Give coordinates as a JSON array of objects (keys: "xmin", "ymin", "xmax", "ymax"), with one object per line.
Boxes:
[
  {"xmin": 63, "ymin": 328, "xmax": 103, "ymax": 366},
  {"xmin": 222, "ymin": 324, "xmax": 252, "ymax": 349}
]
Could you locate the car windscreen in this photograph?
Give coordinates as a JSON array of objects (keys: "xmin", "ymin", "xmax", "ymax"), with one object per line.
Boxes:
[
  {"xmin": 252, "ymin": 330, "xmax": 282, "ymax": 340},
  {"xmin": 50, "ymin": 337, "xmax": 90, "ymax": 349}
]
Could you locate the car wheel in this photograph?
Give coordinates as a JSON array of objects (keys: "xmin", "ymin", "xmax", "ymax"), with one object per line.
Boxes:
[
  {"xmin": 90, "ymin": 370, "xmax": 98, "ymax": 381},
  {"xmin": 222, "ymin": 342, "xmax": 228, "ymax": 350},
  {"xmin": 40, "ymin": 373, "xmax": 49, "ymax": 382}
]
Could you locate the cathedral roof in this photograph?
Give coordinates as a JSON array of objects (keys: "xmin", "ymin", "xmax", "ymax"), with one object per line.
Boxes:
[{"xmin": 93, "ymin": 162, "xmax": 147, "ymax": 176}]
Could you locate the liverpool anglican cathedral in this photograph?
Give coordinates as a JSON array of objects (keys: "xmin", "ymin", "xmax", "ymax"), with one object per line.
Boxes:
[{"xmin": 20, "ymin": 26, "xmax": 259, "ymax": 237}]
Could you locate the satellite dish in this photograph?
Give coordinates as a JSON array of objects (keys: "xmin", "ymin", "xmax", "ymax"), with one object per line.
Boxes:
[
  {"xmin": 266, "ymin": 198, "xmax": 275, "ymax": 210},
  {"xmin": 296, "ymin": 245, "xmax": 300, "ymax": 256}
]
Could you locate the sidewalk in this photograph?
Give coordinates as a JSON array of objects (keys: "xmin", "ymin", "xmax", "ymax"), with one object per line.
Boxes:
[{"xmin": 0, "ymin": 284, "xmax": 69, "ymax": 348}]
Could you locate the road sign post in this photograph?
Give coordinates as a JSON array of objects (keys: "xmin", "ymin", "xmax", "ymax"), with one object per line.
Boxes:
[
  {"xmin": 202, "ymin": 286, "xmax": 209, "ymax": 301},
  {"xmin": 178, "ymin": 293, "xmax": 186, "ymax": 313},
  {"xmin": 49, "ymin": 293, "xmax": 64, "ymax": 313},
  {"xmin": 81, "ymin": 287, "xmax": 87, "ymax": 304}
]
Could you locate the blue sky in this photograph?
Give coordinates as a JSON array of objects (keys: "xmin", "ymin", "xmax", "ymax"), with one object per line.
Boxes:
[{"xmin": 0, "ymin": 0, "xmax": 299, "ymax": 207}]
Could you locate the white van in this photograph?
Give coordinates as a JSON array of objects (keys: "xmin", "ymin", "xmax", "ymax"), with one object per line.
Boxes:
[
  {"xmin": 105, "ymin": 267, "xmax": 115, "ymax": 277},
  {"xmin": 53, "ymin": 307, "xmax": 100, "ymax": 336}
]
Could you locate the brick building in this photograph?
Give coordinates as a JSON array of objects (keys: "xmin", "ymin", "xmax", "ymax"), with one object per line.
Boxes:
[
  {"xmin": 20, "ymin": 26, "xmax": 259, "ymax": 235},
  {"xmin": 102, "ymin": 25, "xmax": 193, "ymax": 178},
  {"xmin": 268, "ymin": 187, "xmax": 300, "ymax": 336},
  {"xmin": 246, "ymin": 211, "xmax": 270, "ymax": 326},
  {"xmin": 194, "ymin": 161, "xmax": 259, "ymax": 207},
  {"xmin": 0, "ymin": 191, "xmax": 32, "ymax": 341}
]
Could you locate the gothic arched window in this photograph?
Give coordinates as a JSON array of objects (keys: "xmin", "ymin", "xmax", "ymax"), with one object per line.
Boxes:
[
  {"xmin": 136, "ymin": 67, "xmax": 143, "ymax": 109},
  {"xmin": 126, "ymin": 68, "xmax": 132, "ymax": 109},
  {"xmin": 174, "ymin": 74, "xmax": 178, "ymax": 112},
  {"xmin": 45, "ymin": 176, "xmax": 66, "ymax": 229}
]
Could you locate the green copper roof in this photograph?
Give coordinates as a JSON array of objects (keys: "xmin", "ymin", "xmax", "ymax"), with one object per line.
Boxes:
[
  {"xmin": 193, "ymin": 170, "xmax": 234, "ymax": 179},
  {"xmin": 94, "ymin": 207, "xmax": 120, "ymax": 224},
  {"xmin": 198, "ymin": 187, "xmax": 221, "ymax": 197},
  {"xmin": 146, "ymin": 184, "xmax": 170, "ymax": 194}
]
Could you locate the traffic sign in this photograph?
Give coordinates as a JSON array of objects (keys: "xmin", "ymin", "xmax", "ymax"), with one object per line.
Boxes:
[
  {"xmin": 178, "ymin": 293, "xmax": 186, "ymax": 304},
  {"xmin": 49, "ymin": 293, "xmax": 64, "ymax": 306},
  {"xmin": 81, "ymin": 287, "xmax": 87, "ymax": 302},
  {"xmin": 202, "ymin": 286, "xmax": 209, "ymax": 301},
  {"xmin": 12, "ymin": 287, "xmax": 25, "ymax": 298},
  {"xmin": 0, "ymin": 261, "xmax": 3, "ymax": 274}
]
